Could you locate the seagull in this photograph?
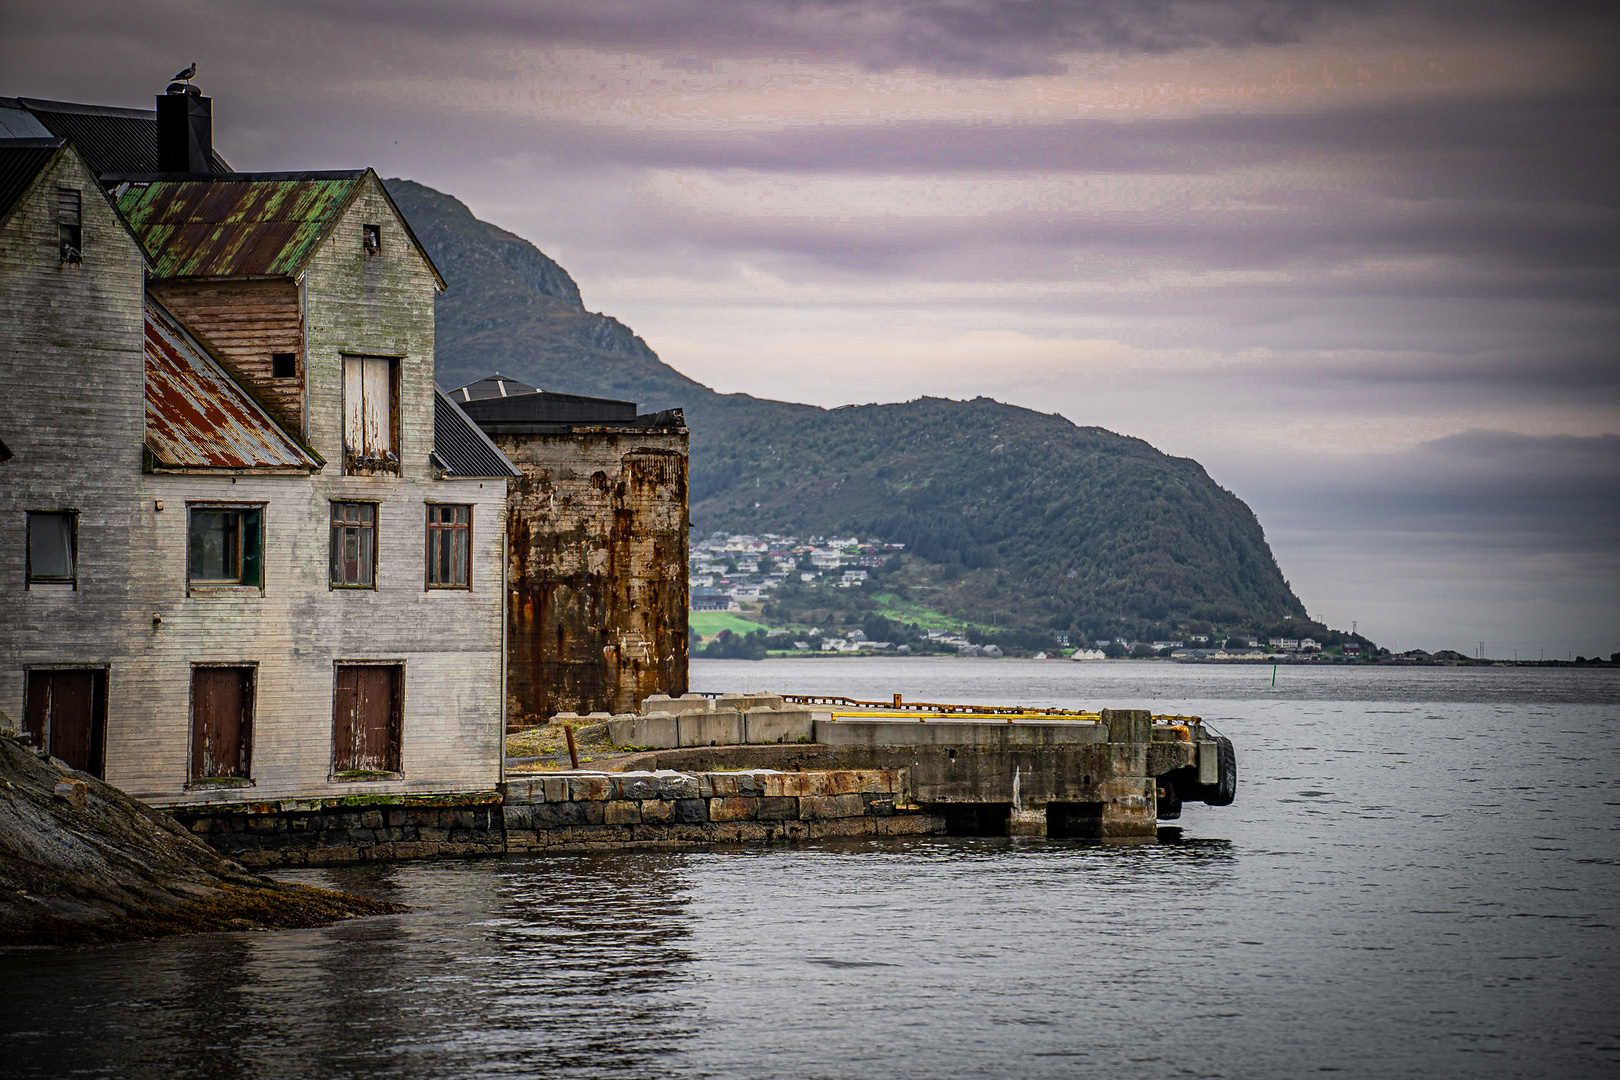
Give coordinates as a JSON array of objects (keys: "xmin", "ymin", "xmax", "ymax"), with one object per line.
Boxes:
[{"xmin": 171, "ymin": 62, "xmax": 196, "ymax": 83}]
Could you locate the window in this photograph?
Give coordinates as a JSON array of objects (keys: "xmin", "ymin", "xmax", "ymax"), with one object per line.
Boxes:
[
  {"xmin": 271, "ymin": 352, "xmax": 296, "ymax": 379},
  {"xmin": 332, "ymin": 664, "xmax": 402, "ymax": 777},
  {"xmin": 191, "ymin": 666, "xmax": 254, "ymax": 782},
  {"xmin": 188, "ymin": 505, "xmax": 263, "ymax": 588},
  {"xmin": 330, "ymin": 501, "xmax": 377, "ymax": 587},
  {"xmin": 362, "ymin": 223, "xmax": 381, "ymax": 256},
  {"xmin": 26, "ymin": 511, "xmax": 76, "ymax": 588},
  {"xmin": 24, "ymin": 668, "xmax": 107, "ymax": 778},
  {"xmin": 426, "ymin": 504, "xmax": 471, "ymax": 589},
  {"xmin": 342, "ymin": 355, "xmax": 398, "ymax": 474},
  {"xmin": 57, "ymin": 188, "xmax": 81, "ymax": 263}
]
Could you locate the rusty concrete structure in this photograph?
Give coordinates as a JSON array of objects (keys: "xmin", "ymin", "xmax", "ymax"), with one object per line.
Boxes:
[{"xmin": 452, "ymin": 375, "xmax": 689, "ymax": 724}]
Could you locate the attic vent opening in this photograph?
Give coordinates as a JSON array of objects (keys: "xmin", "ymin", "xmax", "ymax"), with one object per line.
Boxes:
[
  {"xmin": 362, "ymin": 223, "xmax": 381, "ymax": 256},
  {"xmin": 57, "ymin": 189, "xmax": 82, "ymax": 263},
  {"xmin": 271, "ymin": 353, "xmax": 296, "ymax": 379}
]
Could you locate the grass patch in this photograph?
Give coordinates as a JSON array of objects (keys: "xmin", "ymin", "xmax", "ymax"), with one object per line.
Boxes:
[{"xmin": 689, "ymin": 610, "xmax": 768, "ymax": 641}]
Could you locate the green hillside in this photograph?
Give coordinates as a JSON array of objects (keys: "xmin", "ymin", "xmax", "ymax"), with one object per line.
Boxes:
[{"xmin": 387, "ymin": 179, "xmax": 1311, "ymax": 642}]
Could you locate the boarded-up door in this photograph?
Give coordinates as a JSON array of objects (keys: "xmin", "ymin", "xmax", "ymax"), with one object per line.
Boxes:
[
  {"xmin": 191, "ymin": 667, "xmax": 253, "ymax": 780},
  {"xmin": 333, "ymin": 664, "xmax": 401, "ymax": 774},
  {"xmin": 23, "ymin": 669, "xmax": 106, "ymax": 778}
]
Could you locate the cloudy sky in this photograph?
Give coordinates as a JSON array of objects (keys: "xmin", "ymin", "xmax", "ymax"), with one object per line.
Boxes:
[{"xmin": 6, "ymin": 0, "xmax": 1617, "ymax": 656}]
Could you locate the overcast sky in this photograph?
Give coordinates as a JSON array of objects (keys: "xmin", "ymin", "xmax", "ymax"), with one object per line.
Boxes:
[{"xmin": 6, "ymin": 0, "xmax": 1617, "ymax": 656}]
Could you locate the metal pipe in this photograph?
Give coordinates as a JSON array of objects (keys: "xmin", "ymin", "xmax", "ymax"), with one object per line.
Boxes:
[{"xmin": 564, "ymin": 723, "xmax": 579, "ymax": 770}]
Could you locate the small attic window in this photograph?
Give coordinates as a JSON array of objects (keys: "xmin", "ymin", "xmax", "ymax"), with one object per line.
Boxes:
[
  {"xmin": 57, "ymin": 189, "xmax": 82, "ymax": 263},
  {"xmin": 362, "ymin": 223, "xmax": 381, "ymax": 256},
  {"xmin": 271, "ymin": 352, "xmax": 296, "ymax": 379}
]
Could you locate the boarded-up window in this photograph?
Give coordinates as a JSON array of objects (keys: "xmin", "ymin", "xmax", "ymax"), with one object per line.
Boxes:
[
  {"xmin": 426, "ymin": 504, "xmax": 470, "ymax": 588},
  {"xmin": 26, "ymin": 511, "xmax": 76, "ymax": 587},
  {"xmin": 330, "ymin": 502, "xmax": 376, "ymax": 587},
  {"xmin": 188, "ymin": 506, "xmax": 263, "ymax": 587},
  {"xmin": 343, "ymin": 356, "xmax": 398, "ymax": 474},
  {"xmin": 332, "ymin": 664, "xmax": 402, "ymax": 776},
  {"xmin": 191, "ymin": 666, "xmax": 253, "ymax": 781},
  {"xmin": 23, "ymin": 668, "xmax": 107, "ymax": 778},
  {"xmin": 57, "ymin": 188, "xmax": 81, "ymax": 262}
]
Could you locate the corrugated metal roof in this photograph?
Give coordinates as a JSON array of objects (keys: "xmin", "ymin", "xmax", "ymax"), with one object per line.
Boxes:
[
  {"xmin": 432, "ymin": 388, "xmax": 520, "ymax": 479},
  {"xmin": 115, "ymin": 173, "xmax": 363, "ymax": 278},
  {"xmin": 12, "ymin": 97, "xmax": 232, "ymax": 174},
  {"xmin": 0, "ymin": 138, "xmax": 63, "ymax": 226},
  {"xmin": 145, "ymin": 299, "xmax": 319, "ymax": 471},
  {"xmin": 0, "ymin": 102, "xmax": 53, "ymax": 138}
]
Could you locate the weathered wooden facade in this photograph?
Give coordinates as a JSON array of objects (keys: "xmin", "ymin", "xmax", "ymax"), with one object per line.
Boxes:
[
  {"xmin": 0, "ymin": 97, "xmax": 517, "ymax": 808},
  {"xmin": 452, "ymin": 377, "xmax": 689, "ymax": 723}
]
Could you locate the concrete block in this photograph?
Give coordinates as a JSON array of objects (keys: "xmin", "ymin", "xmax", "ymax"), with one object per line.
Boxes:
[
  {"xmin": 759, "ymin": 772, "xmax": 805, "ymax": 797},
  {"xmin": 551, "ymin": 712, "xmax": 580, "ymax": 725},
  {"xmin": 610, "ymin": 713, "xmax": 677, "ymax": 748},
  {"xmin": 1007, "ymin": 808, "xmax": 1047, "ymax": 837},
  {"xmin": 672, "ymin": 693, "xmax": 712, "ymax": 715},
  {"xmin": 719, "ymin": 692, "xmax": 784, "ymax": 712},
  {"xmin": 703, "ymin": 773, "xmax": 740, "ymax": 797},
  {"xmin": 743, "ymin": 707, "xmax": 813, "ymax": 745},
  {"xmin": 543, "ymin": 777, "xmax": 569, "ymax": 803},
  {"xmin": 825, "ymin": 771, "xmax": 861, "ymax": 795},
  {"xmin": 678, "ymin": 708, "xmax": 744, "ymax": 747},
  {"xmin": 612, "ymin": 773, "xmax": 662, "ymax": 801},
  {"xmin": 672, "ymin": 798, "xmax": 709, "ymax": 823},
  {"xmin": 800, "ymin": 794, "xmax": 864, "ymax": 820},
  {"xmin": 566, "ymin": 775, "xmax": 611, "ymax": 801},
  {"xmin": 604, "ymin": 800, "xmax": 642, "ymax": 825},
  {"xmin": 757, "ymin": 796, "xmax": 798, "ymax": 821},
  {"xmin": 657, "ymin": 773, "xmax": 701, "ymax": 800},
  {"xmin": 640, "ymin": 694, "xmax": 677, "ymax": 714},
  {"xmin": 708, "ymin": 796, "xmax": 759, "ymax": 822},
  {"xmin": 1198, "ymin": 741, "xmax": 1220, "ymax": 786},
  {"xmin": 1103, "ymin": 709, "xmax": 1152, "ymax": 744}
]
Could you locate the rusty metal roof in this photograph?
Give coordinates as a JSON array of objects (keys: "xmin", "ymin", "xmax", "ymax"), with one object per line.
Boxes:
[
  {"xmin": 115, "ymin": 172, "xmax": 363, "ymax": 278},
  {"xmin": 145, "ymin": 299, "xmax": 319, "ymax": 471}
]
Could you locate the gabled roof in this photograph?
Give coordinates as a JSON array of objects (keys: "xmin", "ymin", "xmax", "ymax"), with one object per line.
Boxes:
[
  {"xmin": 432, "ymin": 388, "xmax": 520, "ymax": 479},
  {"xmin": 145, "ymin": 299, "xmax": 320, "ymax": 472},
  {"xmin": 449, "ymin": 372, "xmax": 541, "ymax": 401},
  {"xmin": 4, "ymin": 97, "xmax": 232, "ymax": 174},
  {"xmin": 112, "ymin": 171, "xmax": 364, "ymax": 279},
  {"xmin": 0, "ymin": 137, "xmax": 64, "ymax": 227},
  {"xmin": 108, "ymin": 168, "xmax": 446, "ymax": 287}
]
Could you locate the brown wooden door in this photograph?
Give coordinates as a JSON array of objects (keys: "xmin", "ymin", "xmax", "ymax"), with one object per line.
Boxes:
[
  {"xmin": 333, "ymin": 665, "xmax": 401, "ymax": 773},
  {"xmin": 191, "ymin": 667, "xmax": 253, "ymax": 780},
  {"xmin": 23, "ymin": 669, "xmax": 106, "ymax": 778}
]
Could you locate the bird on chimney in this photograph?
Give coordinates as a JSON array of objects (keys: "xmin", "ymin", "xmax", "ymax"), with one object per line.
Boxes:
[{"xmin": 171, "ymin": 62, "xmax": 196, "ymax": 83}]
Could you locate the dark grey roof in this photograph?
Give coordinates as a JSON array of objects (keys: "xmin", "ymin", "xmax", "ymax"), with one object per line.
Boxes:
[
  {"xmin": 0, "ymin": 137, "xmax": 62, "ymax": 225},
  {"xmin": 0, "ymin": 101, "xmax": 52, "ymax": 138},
  {"xmin": 9, "ymin": 97, "xmax": 231, "ymax": 175},
  {"xmin": 432, "ymin": 388, "xmax": 520, "ymax": 479},
  {"xmin": 449, "ymin": 374, "xmax": 679, "ymax": 431},
  {"xmin": 449, "ymin": 373, "xmax": 541, "ymax": 402}
]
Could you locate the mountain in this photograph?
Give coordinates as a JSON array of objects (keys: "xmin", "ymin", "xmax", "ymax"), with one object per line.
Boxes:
[{"xmin": 386, "ymin": 179, "xmax": 1310, "ymax": 641}]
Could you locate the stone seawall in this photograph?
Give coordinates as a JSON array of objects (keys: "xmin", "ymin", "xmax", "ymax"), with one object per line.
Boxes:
[
  {"xmin": 168, "ymin": 769, "xmax": 945, "ymax": 867},
  {"xmin": 168, "ymin": 792, "xmax": 507, "ymax": 868},
  {"xmin": 502, "ymin": 768, "xmax": 943, "ymax": 853}
]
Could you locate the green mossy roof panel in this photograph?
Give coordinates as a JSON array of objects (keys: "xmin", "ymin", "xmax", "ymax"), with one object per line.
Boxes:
[{"xmin": 116, "ymin": 173, "xmax": 362, "ymax": 278}]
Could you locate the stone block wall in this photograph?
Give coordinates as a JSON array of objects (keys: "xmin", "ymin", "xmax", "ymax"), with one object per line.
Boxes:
[
  {"xmin": 169, "ymin": 793, "xmax": 505, "ymax": 868},
  {"xmin": 501, "ymin": 768, "xmax": 944, "ymax": 852}
]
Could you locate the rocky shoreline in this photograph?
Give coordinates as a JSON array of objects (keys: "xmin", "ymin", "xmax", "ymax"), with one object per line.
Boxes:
[{"xmin": 0, "ymin": 735, "xmax": 399, "ymax": 946}]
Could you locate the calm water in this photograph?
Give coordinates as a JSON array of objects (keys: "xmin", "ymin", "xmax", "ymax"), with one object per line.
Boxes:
[{"xmin": 3, "ymin": 659, "xmax": 1617, "ymax": 1079}]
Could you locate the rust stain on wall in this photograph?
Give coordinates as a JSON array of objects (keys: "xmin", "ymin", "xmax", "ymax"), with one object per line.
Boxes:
[{"xmin": 496, "ymin": 429, "xmax": 688, "ymax": 723}]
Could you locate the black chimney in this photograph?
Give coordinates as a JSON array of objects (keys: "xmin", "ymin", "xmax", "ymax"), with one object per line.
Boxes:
[{"xmin": 156, "ymin": 84, "xmax": 212, "ymax": 173}]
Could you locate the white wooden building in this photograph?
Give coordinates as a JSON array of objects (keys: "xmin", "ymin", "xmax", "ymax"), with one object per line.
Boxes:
[{"xmin": 0, "ymin": 97, "xmax": 517, "ymax": 808}]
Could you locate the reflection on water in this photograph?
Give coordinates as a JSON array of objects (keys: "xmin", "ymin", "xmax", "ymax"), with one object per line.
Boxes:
[{"xmin": 1, "ymin": 666, "xmax": 1616, "ymax": 1079}]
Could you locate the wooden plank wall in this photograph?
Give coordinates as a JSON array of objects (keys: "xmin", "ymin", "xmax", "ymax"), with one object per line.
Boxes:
[{"xmin": 148, "ymin": 278, "xmax": 304, "ymax": 434}]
